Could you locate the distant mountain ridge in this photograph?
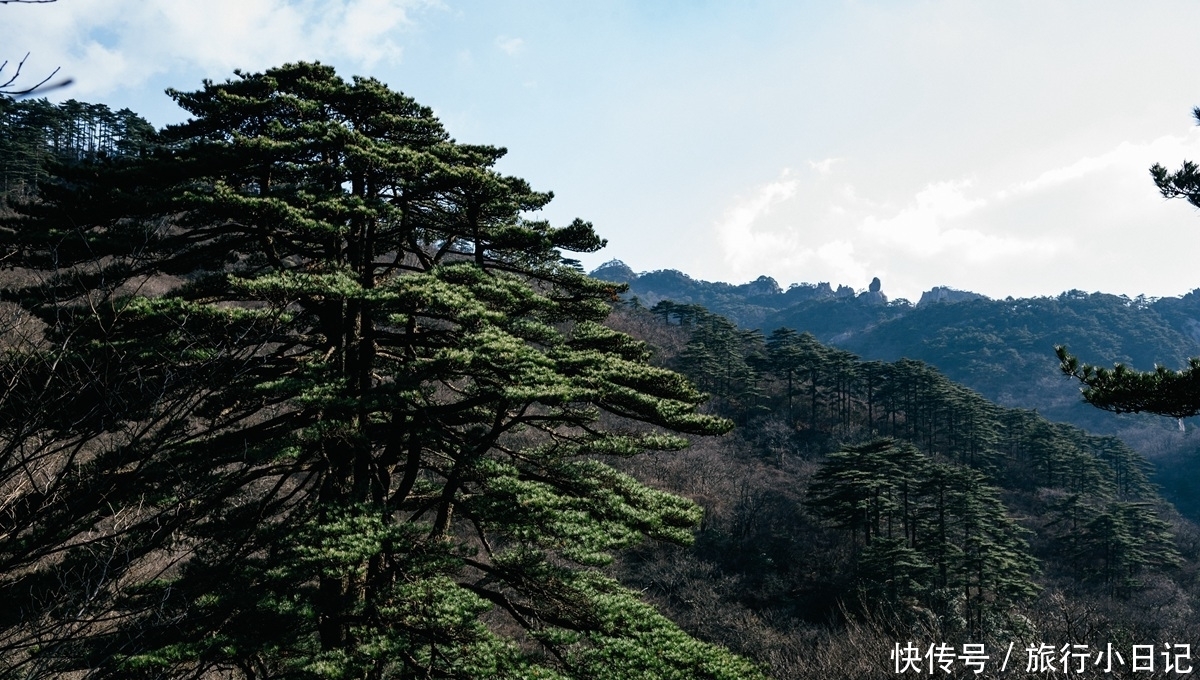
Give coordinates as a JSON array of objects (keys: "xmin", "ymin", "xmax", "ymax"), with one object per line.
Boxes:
[
  {"xmin": 591, "ymin": 259, "xmax": 885, "ymax": 328},
  {"xmin": 590, "ymin": 259, "xmax": 1200, "ymax": 433},
  {"xmin": 591, "ymin": 260, "xmax": 985, "ymax": 325},
  {"xmin": 918, "ymin": 285, "xmax": 987, "ymax": 305},
  {"xmin": 591, "ymin": 260, "xmax": 1200, "ymax": 520}
]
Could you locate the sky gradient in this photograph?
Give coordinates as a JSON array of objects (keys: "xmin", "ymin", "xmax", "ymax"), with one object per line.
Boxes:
[{"xmin": 6, "ymin": 1, "xmax": 1200, "ymax": 302}]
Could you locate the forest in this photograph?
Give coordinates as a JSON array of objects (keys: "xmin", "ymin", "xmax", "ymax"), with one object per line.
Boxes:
[
  {"xmin": 2, "ymin": 63, "xmax": 1199, "ymax": 679},
  {"xmin": 602, "ymin": 301, "xmax": 1192, "ymax": 677},
  {"xmin": 595, "ymin": 260, "xmax": 1200, "ymax": 521}
]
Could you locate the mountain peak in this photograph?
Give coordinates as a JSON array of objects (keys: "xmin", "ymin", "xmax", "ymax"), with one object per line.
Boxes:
[
  {"xmin": 590, "ymin": 259, "xmax": 637, "ymax": 283},
  {"xmin": 918, "ymin": 286, "xmax": 987, "ymax": 306}
]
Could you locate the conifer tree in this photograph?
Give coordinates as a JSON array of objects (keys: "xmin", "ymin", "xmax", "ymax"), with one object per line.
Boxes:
[
  {"xmin": 808, "ymin": 439, "xmax": 1038, "ymax": 634},
  {"xmin": 673, "ymin": 309, "xmax": 765, "ymax": 420},
  {"xmin": 0, "ymin": 63, "xmax": 762, "ymax": 679},
  {"xmin": 763, "ymin": 331, "xmax": 830, "ymax": 430},
  {"xmin": 1073, "ymin": 502, "xmax": 1180, "ymax": 598},
  {"xmin": 1058, "ymin": 346, "xmax": 1200, "ymax": 419},
  {"xmin": 1056, "ymin": 108, "xmax": 1200, "ymax": 420},
  {"xmin": 766, "ymin": 328, "xmax": 804, "ymax": 425}
]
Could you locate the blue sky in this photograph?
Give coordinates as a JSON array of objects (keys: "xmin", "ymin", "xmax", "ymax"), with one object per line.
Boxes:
[{"xmin": 7, "ymin": 1, "xmax": 1200, "ymax": 301}]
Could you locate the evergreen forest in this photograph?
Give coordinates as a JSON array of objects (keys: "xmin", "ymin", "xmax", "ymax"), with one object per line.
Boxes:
[
  {"xmin": 594, "ymin": 261, "xmax": 1200, "ymax": 521},
  {"xmin": 3, "ymin": 63, "xmax": 1200, "ymax": 679}
]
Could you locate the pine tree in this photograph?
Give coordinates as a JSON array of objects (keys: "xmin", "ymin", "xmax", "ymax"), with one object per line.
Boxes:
[
  {"xmin": 1073, "ymin": 502, "xmax": 1181, "ymax": 598},
  {"xmin": 808, "ymin": 439, "xmax": 1038, "ymax": 635},
  {"xmin": 766, "ymin": 328, "xmax": 804, "ymax": 425},
  {"xmin": 763, "ymin": 331, "xmax": 829, "ymax": 430},
  {"xmin": 0, "ymin": 97, "xmax": 155, "ymax": 201},
  {"xmin": 1056, "ymin": 108, "xmax": 1200, "ymax": 420},
  {"xmin": 0, "ymin": 63, "xmax": 763, "ymax": 679},
  {"xmin": 1058, "ymin": 345, "xmax": 1200, "ymax": 419},
  {"xmin": 939, "ymin": 466, "xmax": 1039, "ymax": 635}
]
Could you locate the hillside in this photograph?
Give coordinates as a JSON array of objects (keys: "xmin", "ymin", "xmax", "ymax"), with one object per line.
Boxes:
[
  {"xmin": 590, "ymin": 259, "xmax": 861, "ymax": 328},
  {"xmin": 5, "ymin": 83, "xmax": 1199, "ymax": 678},
  {"xmin": 595, "ymin": 261, "xmax": 1200, "ymax": 519},
  {"xmin": 594, "ymin": 262, "xmax": 1200, "ymax": 423},
  {"xmin": 604, "ymin": 301, "xmax": 1200, "ymax": 678}
]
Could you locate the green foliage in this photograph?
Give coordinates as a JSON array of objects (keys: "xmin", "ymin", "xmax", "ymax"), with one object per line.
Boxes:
[
  {"xmin": 649, "ymin": 302, "xmax": 1177, "ymax": 626},
  {"xmin": 1058, "ymin": 345, "xmax": 1200, "ymax": 418},
  {"xmin": 0, "ymin": 97, "xmax": 156, "ymax": 202},
  {"xmin": 667, "ymin": 304, "xmax": 1158, "ymax": 501},
  {"xmin": 1150, "ymin": 106, "xmax": 1200, "ymax": 211},
  {"xmin": 669, "ymin": 305, "xmax": 765, "ymax": 420},
  {"xmin": 614, "ymin": 261, "xmax": 1200, "ymax": 441},
  {"xmin": 807, "ymin": 439, "xmax": 1039, "ymax": 635},
  {"xmin": 1047, "ymin": 495, "xmax": 1181, "ymax": 598},
  {"xmin": 0, "ymin": 64, "xmax": 759, "ymax": 678}
]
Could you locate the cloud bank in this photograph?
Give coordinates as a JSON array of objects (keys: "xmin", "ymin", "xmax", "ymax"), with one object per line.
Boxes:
[
  {"xmin": 712, "ymin": 127, "xmax": 1200, "ymax": 302},
  {"xmin": 1, "ymin": 0, "xmax": 431, "ymax": 97}
]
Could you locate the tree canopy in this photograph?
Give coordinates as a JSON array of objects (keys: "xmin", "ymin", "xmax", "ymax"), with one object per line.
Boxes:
[
  {"xmin": 1057, "ymin": 347, "xmax": 1200, "ymax": 418},
  {"xmin": 611, "ymin": 299, "xmax": 1178, "ymax": 672},
  {"xmin": 0, "ymin": 62, "xmax": 762, "ymax": 679},
  {"xmin": 1057, "ymin": 106, "xmax": 1200, "ymax": 421}
]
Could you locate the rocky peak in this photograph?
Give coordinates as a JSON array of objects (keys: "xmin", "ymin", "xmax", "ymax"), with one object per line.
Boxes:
[{"xmin": 918, "ymin": 286, "xmax": 986, "ymax": 306}]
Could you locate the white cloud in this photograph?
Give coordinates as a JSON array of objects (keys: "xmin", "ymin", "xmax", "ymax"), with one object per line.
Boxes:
[
  {"xmin": 1, "ymin": 0, "xmax": 431, "ymax": 96},
  {"xmin": 1001, "ymin": 150, "xmax": 1127, "ymax": 198},
  {"xmin": 329, "ymin": 0, "xmax": 420, "ymax": 65},
  {"xmin": 997, "ymin": 128, "xmax": 1200, "ymax": 200},
  {"xmin": 814, "ymin": 240, "xmax": 869, "ymax": 288},
  {"xmin": 715, "ymin": 169, "xmax": 800, "ymax": 273},
  {"xmin": 704, "ymin": 166, "xmax": 1086, "ymax": 300},
  {"xmin": 860, "ymin": 180, "xmax": 988, "ymax": 254},
  {"xmin": 495, "ymin": 36, "xmax": 525, "ymax": 56},
  {"xmin": 808, "ymin": 157, "xmax": 841, "ymax": 176}
]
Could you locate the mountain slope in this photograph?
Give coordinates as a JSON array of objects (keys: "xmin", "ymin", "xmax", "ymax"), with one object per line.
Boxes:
[{"xmin": 595, "ymin": 262, "xmax": 1200, "ymax": 521}]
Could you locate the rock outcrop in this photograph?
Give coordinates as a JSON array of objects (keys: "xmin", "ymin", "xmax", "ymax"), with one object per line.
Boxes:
[
  {"xmin": 858, "ymin": 276, "xmax": 887, "ymax": 305},
  {"xmin": 918, "ymin": 286, "xmax": 986, "ymax": 306}
]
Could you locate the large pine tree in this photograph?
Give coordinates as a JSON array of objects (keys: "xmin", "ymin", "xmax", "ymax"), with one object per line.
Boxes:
[
  {"xmin": 1056, "ymin": 106, "xmax": 1200, "ymax": 421},
  {"xmin": 0, "ymin": 63, "xmax": 762, "ymax": 679}
]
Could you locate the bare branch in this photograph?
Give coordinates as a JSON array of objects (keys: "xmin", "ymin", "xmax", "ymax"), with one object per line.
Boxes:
[
  {"xmin": 0, "ymin": 53, "xmax": 71, "ymax": 96},
  {"xmin": 2, "ymin": 1, "xmax": 72, "ymax": 98}
]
